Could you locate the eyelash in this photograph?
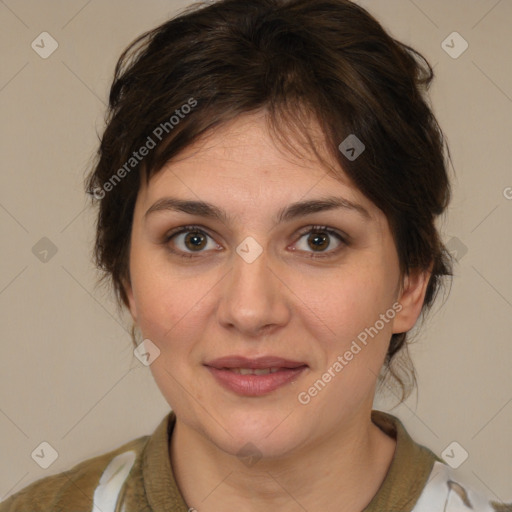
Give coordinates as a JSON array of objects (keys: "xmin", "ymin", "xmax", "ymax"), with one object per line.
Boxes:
[{"xmin": 162, "ymin": 224, "xmax": 348, "ymax": 259}]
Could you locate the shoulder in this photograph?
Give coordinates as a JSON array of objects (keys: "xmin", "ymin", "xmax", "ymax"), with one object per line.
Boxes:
[
  {"xmin": 370, "ymin": 411, "xmax": 511, "ymax": 512},
  {"xmin": 413, "ymin": 461, "xmax": 512, "ymax": 512},
  {"xmin": 0, "ymin": 435, "xmax": 148, "ymax": 512}
]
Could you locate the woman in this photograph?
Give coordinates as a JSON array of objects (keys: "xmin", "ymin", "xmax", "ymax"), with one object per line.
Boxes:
[{"xmin": 1, "ymin": 0, "xmax": 509, "ymax": 511}]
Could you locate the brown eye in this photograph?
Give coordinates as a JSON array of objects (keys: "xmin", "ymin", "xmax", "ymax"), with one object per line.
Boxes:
[
  {"xmin": 184, "ymin": 231, "xmax": 207, "ymax": 251},
  {"xmin": 293, "ymin": 226, "xmax": 346, "ymax": 257},
  {"xmin": 307, "ymin": 232, "xmax": 330, "ymax": 251},
  {"xmin": 165, "ymin": 226, "xmax": 220, "ymax": 257}
]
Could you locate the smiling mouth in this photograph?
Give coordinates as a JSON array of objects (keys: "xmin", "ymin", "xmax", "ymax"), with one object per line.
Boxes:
[{"xmin": 205, "ymin": 364, "xmax": 308, "ymax": 396}]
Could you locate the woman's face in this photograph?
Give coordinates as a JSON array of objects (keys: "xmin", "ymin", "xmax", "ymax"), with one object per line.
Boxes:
[{"xmin": 126, "ymin": 112, "xmax": 427, "ymax": 459}]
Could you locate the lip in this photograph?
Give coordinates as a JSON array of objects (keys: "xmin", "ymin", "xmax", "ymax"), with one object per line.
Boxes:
[
  {"xmin": 205, "ymin": 355, "xmax": 307, "ymax": 369},
  {"xmin": 204, "ymin": 356, "xmax": 308, "ymax": 396}
]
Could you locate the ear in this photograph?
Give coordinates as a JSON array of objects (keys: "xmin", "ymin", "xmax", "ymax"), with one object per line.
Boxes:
[
  {"xmin": 392, "ymin": 267, "xmax": 431, "ymax": 334},
  {"xmin": 123, "ymin": 278, "xmax": 138, "ymax": 323}
]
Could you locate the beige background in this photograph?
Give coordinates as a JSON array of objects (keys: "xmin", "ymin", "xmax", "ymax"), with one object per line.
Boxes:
[{"xmin": 1, "ymin": 0, "xmax": 511, "ymax": 504}]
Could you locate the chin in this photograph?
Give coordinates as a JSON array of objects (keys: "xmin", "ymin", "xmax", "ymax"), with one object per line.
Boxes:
[
  {"xmin": 202, "ymin": 407, "xmax": 308, "ymax": 461},
  {"xmin": 218, "ymin": 431, "xmax": 304, "ymax": 464}
]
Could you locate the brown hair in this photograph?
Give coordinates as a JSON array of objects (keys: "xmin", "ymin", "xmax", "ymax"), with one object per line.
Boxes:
[{"xmin": 86, "ymin": 0, "xmax": 452, "ymax": 401}]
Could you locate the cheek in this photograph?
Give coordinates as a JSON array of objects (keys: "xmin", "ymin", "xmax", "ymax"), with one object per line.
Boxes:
[
  {"xmin": 294, "ymin": 263, "xmax": 397, "ymax": 344},
  {"xmin": 131, "ymin": 268, "xmax": 210, "ymax": 407},
  {"xmin": 129, "ymin": 251, "xmax": 219, "ymax": 349},
  {"xmin": 296, "ymin": 273, "xmax": 396, "ymax": 405},
  {"xmin": 129, "ymin": 260, "xmax": 222, "ymax": 411},
  {"xmin": 293, "ymin": 265, "xmax": 398, "ymax": 404}
]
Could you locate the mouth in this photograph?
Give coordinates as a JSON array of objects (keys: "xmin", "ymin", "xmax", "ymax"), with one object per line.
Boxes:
[
  {"xmin": 222, "ymin": 367, "xmax": 284, "ymax": 375},
  {"xmin": 204, "ymin": 356, "xmax": 308, "ymax": 396}
]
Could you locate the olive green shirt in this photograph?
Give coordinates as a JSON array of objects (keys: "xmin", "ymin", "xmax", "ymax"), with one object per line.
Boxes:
[{"xmin": 0, "ymin": 410, "xmax": 496, "ymax": 512}]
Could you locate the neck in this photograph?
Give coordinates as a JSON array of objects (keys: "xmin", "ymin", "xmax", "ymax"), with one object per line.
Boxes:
[{"xmin": 169, "ymin": 409, "xmax": 396, "ymax": 512}]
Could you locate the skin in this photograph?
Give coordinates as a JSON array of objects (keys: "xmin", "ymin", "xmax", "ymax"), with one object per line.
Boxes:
[{"xmin": 125, "ymin": 112, "xmax": 430, "ymax": 512}]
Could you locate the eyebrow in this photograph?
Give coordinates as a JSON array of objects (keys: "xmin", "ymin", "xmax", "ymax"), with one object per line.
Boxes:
[{"xmin": 144, "ymin": 195, "xmax": 371, "ymax": 224}]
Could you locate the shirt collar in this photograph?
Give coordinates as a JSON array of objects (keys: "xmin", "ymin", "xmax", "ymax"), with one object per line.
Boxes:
[{"xmin": 142, "ymin": 409, "xmax": 439, "ymax": 512}]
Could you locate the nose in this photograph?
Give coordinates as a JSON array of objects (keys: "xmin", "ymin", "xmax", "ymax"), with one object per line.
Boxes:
[{"xmin": 216, "ymin": 246, "xmax": 291, "ymax": 338}]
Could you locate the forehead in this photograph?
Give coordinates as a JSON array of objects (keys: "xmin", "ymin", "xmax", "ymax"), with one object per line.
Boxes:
[
  {"xmin": 161, "ymin": 112, "xmax": 330, "ymax": 173},
  {"xmin": 135, "ymin": 111, "xmax": 390, "ymax": 246},
  {"xmin": 142, "ymin": 112, "xmax": 368, "ymax": 207}
]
